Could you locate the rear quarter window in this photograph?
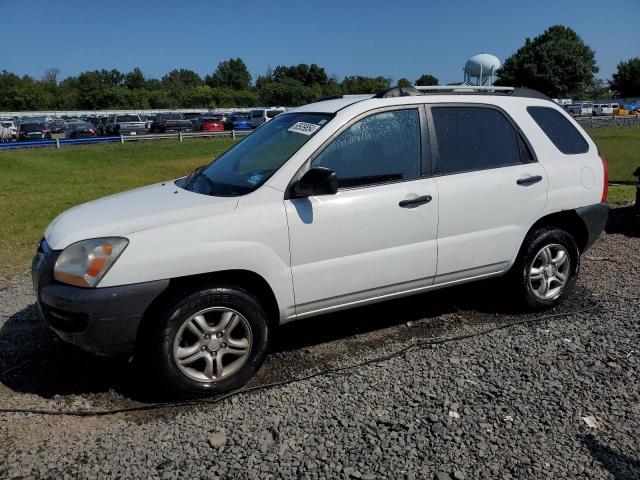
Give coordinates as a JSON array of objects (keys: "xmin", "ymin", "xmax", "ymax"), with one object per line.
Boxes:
[{"xmin": 527, "ymin": 106, "xmax": 589, "ymax": 154}]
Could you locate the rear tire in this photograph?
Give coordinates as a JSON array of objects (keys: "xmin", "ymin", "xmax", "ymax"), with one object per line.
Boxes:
[
  {"xmin": 509, "ymin": 227, "xmax": 580, "ymax": 310},
  {"xmin": 139, "ymin": 286, "xmax": 270, "ymax": 398}
]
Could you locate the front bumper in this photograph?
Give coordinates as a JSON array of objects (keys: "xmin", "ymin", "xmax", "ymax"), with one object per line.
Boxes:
[{"xmin": 32, "ymin": 239, "xmax": 169, "ymax": 356}]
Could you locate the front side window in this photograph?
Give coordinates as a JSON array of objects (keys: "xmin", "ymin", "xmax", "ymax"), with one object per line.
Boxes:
[
  {"xmin": 179, "ymin": 112, "xmax": 333, "ymax": 196},
  {"xmin": 432, "ymin": 106, "xmax": 522, "ymax": 175},
  {"xmin": 312, "ymin": 109, "xmax": 422, "ymax": 188},
  {"xmin": 527, "ymin": 106, "xmax": 589, "ymax": 154}
]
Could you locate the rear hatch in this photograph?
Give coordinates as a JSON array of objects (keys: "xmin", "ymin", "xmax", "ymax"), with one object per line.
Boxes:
[{"xmin": 116, "ymin": 115, "xmax": 146, "ymax": 133}]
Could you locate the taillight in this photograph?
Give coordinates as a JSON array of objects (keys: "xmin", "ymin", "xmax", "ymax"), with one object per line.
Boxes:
[
  {"xmin": 163, "ymin": 121, "xmax": 168, "ymax": 128},
  {"xmin": 600, "ymin": 154, "xmax": 608, "ymax": 202}
]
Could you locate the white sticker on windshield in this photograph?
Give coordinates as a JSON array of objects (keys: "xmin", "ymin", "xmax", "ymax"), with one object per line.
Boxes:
[{"xmin": 288, "ymin": 122, "xmax": 320, "ymax": 136}]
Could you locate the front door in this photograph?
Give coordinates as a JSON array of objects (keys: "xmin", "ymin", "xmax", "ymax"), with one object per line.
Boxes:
[{"xmin": 285, "ymin": 107, "xmax": 439, "ymax": 317}]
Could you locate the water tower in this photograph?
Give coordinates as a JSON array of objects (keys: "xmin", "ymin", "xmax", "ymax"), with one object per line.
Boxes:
[{"xmin": 464, "ymin": 53, "xmax": 501, "ymax": 86}]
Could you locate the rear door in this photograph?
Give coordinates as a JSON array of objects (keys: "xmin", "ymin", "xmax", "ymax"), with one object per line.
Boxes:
[
  {"xmin": 285, "ymin": 106, "xmax": 439, "ymax": 317},
  {"xmin": 428, "ymin": 104, "xmax": 548, "ymax": 281}
]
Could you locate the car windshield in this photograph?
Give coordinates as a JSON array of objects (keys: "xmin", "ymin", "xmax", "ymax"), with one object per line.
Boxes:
[
  {"xmin": 178, "ymin": 112, "xmax": 333, "ymax": 196},
  {"xmin": 233, "ymin": 114, "xmax": 249, "ymax": 121},
  {"xmin": 267, "ymin": 110, "xmax": 284, "ymax": 118}
]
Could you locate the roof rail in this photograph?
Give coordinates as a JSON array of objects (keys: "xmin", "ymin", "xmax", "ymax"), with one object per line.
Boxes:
[
  {"xmin": 413, "ymin": 85, "xmax": 514, "ymax": 93},
  {"xmin": 375, "ymin": 85, "xmax": 551, "ymax": 100}
]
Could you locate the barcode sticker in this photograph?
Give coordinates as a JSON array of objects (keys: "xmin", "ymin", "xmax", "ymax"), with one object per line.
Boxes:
[{"xmin": 288, "ymin": 122, "xmax": 320, "ymax": 135}]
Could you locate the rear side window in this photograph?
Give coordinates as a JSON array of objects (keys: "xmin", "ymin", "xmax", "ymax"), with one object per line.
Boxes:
[
  {"xmin": 432, "ymin": 106, "xmax": 522, "ymax": 175},
  {"xmin": 527, "ymin": 106, "xmax": 588, "ymax": 154},
  {"xmin": 312, "ymin": 109, "xmax": 422, "ymax": 188}
]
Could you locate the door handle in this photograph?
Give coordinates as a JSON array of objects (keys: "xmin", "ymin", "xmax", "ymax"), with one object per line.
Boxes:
[
  {"xmin": 517, "ymin": 175, "xmax": 543, "ymax": 186},
  {"xmin": 399, "ymin": 195, "xmax": 432, "ymax": 208}
]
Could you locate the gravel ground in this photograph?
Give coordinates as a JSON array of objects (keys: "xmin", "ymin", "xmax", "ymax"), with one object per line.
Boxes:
[{"xmin": 0, "ymin": 206, "xmax": 639, "ymax": 479}]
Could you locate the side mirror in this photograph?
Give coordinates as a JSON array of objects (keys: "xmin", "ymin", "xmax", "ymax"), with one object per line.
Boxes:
[{"xmin": 290, "ymin": 167, "xmax": 338, "ymax": 198}]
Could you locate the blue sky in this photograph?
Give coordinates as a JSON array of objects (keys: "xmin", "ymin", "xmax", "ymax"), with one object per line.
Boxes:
[{"xmin": 1, "ymin": 0, "xmax": 638, "ymax": 85}]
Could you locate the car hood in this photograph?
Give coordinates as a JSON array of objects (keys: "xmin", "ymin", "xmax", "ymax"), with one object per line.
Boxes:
[{"xmin": 45, "ymin": 181, "xmax": 239, "ymax": 250}]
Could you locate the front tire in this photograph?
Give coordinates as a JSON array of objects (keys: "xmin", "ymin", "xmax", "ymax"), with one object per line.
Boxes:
[
  {"xmin": 510, "ymin": 227, "xmax": 580, "ymax": 310},
  {"xmin": 140, "ymin": 286, "xmax": 270, "ymax": 398}
]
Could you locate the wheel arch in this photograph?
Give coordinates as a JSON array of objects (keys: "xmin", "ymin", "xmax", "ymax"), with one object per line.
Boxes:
[
  {"xmin": 137, "ymin": 269, "xmax": 281, "ymax": 343},
  {"xmin": 525, "ymin": 210, "xmax": 590, "ymax": 253}
]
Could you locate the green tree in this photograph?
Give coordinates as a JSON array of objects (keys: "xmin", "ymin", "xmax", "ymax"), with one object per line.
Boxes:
[
  {"xmin": 609, "ymin": 57, "xmax": 640, "ymax": 97},
  {"xmin": 271, "ymin": 63, "xmax": 329, "ymax": 86},
  {"xmin": 397, "ymin": 78, "xmax": 412, "ymax": 87},
  {"xmin": 162, "ymin": 69, "xmax": 203, "ymax": 88},
  {"xmin": 415, "ymin": 74, "xmax": 439, "ymax": 86},
  {"xmin": 124, "ymin": 68, "xmax": 146, "ymax": 90},
  {"xmin": 496, "ymin": 25, "xmax": 598, "ymax": 97},
  {"xmin": 205, "ymin": 58, "xmax": 251, "ymax": 90},
  {"xmin": 42, "ymin": 68, "xmax": 60, "ymax": 85},
  {"xmin": 340, "ymin": 75, "xmax": 391, "ymax": 94},
  {"xmin": 584, "ymin": 78, "xmax": 609, "ymax": 99}
]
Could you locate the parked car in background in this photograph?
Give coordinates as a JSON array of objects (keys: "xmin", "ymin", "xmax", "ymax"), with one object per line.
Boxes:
[
  {"xmin": 139, "ymin": 114, "xmax": 154, "ymax": 132},
  {"xmin": 193, "ymin": 114, "xmax": 219, "ymax": 131},
  {"xmin": 86, "ymin": 116, "xmax": 103, "ymax": 132},
  {"xmin": 199, "ymin": 116, "xmax": 225, "ymax": 132},
  {"xmin": 226, "ymin": 113, "xmax": 252, "ymax": 130},
  {"xmin": 48, "ymin": 119, "xmax": 67, "ymax": 134},
  {"xmin": 249, "ymin": 108, "xmax": 286, "ymax": 128},
  {"xmin": 18, "ymin": 123, "xmax": 51, "ymax": 141},
  {"xmin": 1, "ymin": 120, "xmax": 17, "ymax": 139},
  {"xmin": 99, "ymin": 117, "xmax": 111, "ymax": 136},
  {"xmin": 65, "ymin": 121, "xmax": 98, "ymax": 138},
  {"xmin": 182, "ymin": 112, "xmax": 203, "ymax": 130},
  {"xmin": 151, "ymin": 113, "xmax": 194, "ymax": 133},
  {"xmin": 0, "ymin": 124, "xmax": 12, "ymax": 142},
  {"xmin": 567, "ymin": 102, "xmax": 593, "ymax": 116},
  {"xmin": 593, "ymin": 103, "xmax": 619, "ymax": 116},
  {"xmin": 105, "ymin": 114, "xmax": 146, "ymax": 136}
]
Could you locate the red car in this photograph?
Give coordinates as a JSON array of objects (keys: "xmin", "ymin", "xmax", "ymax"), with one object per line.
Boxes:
[{"xmin": 200, "ymin": 118, "xmax": 225, "ymax": 132}]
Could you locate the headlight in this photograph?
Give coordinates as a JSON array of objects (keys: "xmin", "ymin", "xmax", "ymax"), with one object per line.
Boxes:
[{"xmin": 54, "ymin": 237, "xmax": 128, "ymax": 288}]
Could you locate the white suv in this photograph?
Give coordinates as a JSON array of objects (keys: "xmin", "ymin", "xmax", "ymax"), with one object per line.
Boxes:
[
  {"xmin": 32, "ymin": 86, "xmax": 609, "ymax": 397},
  {"xmin": 249, "ymin": 108, "xmax": 286, "ymax": 128}
]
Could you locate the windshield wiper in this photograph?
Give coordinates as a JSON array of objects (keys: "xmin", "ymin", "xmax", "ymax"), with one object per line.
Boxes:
[{"xmin": 185, "ymin": 165, "xmax": 205, "ymax": 189}]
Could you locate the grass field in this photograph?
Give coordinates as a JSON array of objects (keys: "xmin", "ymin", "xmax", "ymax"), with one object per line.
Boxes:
[
  {"xmin": 0, "ymin": 128, "xmax": 638, "ymax": 277},
  {"xmin": 0, "ymin": 138, "xmax": 235, "ymax": 276},
  {"xmin": 586, "ymin": 127, "xmax": 640, "ymax": 181}
]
